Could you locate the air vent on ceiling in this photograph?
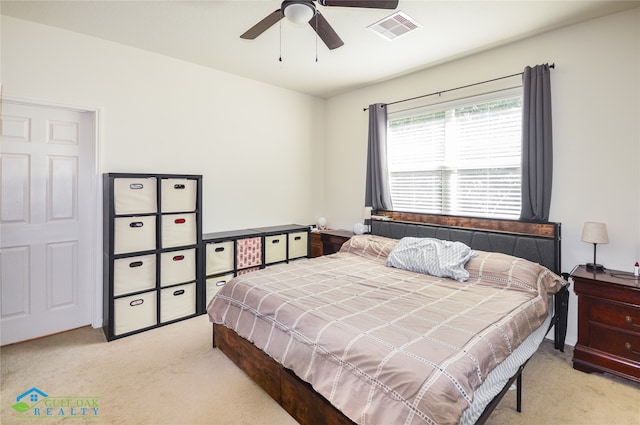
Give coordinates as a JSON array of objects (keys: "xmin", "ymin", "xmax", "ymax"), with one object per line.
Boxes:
[{"xmin": 368, "ymin": 11, "xmax": 420, "ymax": 41}]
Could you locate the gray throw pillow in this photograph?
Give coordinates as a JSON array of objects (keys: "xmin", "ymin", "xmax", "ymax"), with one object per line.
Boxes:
[{"xmin": 387, "ymin": 237, "xmax": 476, "ymax": 282}]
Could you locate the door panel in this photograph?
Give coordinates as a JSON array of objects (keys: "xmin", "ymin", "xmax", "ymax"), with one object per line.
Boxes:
[
  {"xmin": 1, "ymin": 154, "xmax": 30, "ymax": 223},
  {"xmin": 0, "ymin": 246, "xmax": 30, "ymax": 318},
  {"xmin": 49, "ymin": 155, "xmax": 77, "ymax": 221},
  {"xmin": 47, "ymin": 241, "xmax": 77, "ymax": 308},
  {"xmin": 1, "ymin": 101, "xmax": 95, "ymax": 345}
]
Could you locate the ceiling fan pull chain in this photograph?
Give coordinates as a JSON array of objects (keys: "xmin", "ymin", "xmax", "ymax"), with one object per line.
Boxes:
[
  {"xmin": 315, "ymin": 13, "xmax": 318, "ymax": 62},
  {"xmin": 279, "ymin": 18, "xmax": 283, "ymax": 62}
]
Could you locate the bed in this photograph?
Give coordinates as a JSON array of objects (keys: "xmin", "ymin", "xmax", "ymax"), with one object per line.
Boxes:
[{"xmin": 208, "ymin": 213, "xmax": 569, "ymax": 425}]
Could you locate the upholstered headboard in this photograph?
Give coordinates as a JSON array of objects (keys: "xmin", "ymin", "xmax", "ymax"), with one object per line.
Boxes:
[{"xmin": 371, "ymin": 212, "xmax": 562, "ymax": 274}]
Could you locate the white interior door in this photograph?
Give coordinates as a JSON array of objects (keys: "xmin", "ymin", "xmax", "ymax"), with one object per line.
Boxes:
[{"xmin": 1, "ymin": 100, "xmax": 96, "ymax": 345}]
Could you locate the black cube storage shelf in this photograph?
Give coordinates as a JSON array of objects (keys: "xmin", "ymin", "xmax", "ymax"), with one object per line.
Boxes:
[
  {"xmin": 103, "ymin": 173, "xmax": 203, "ymax": 341},
  {"xmin": 202, "ymin": 224, "xmax": 310, "ymax": 311}
]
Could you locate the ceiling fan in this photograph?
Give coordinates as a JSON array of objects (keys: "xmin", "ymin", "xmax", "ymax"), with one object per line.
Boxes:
[{"xmin": 240, "ymin": 0, "xmax": 399, "ymax": 50}]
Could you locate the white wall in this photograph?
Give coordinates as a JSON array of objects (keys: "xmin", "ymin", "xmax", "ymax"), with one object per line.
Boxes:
[
  {"xmin": 1, "ymin": 16, "xmax": 326, "ymax": 233},
  {"xmin": 324, "ymin": 8, "xmax": 640, "ymax": 346}
]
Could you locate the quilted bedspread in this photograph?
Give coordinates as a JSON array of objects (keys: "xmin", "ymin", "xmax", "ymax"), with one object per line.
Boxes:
[{"xmin": 208, "ymin": 235, "xmax": 564, "ymax": 425}]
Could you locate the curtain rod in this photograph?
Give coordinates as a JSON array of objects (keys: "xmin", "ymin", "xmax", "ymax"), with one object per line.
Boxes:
[{"xmin": 363, "ymin": 63, "xmax": 555, "ymax": 112}]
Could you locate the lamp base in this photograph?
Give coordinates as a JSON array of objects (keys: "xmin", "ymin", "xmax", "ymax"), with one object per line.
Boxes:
[{"xmin": 585, "ymin": 262, "xmax": 605, "ymax": 271}]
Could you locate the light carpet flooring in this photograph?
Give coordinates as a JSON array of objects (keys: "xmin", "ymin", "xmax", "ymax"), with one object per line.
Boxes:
[{"xmin": 1, "ymin": 315, "xmax": 638, "ymax": 425}]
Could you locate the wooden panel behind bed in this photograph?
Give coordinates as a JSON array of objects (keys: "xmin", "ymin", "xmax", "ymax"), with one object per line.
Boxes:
[
  {"xmin": 375, "ymin": 211, "xmax": 558, "ymax": 238},
  {"xmin": 212, "ymin": 213, "xmax": 565, "ymax": 425}
]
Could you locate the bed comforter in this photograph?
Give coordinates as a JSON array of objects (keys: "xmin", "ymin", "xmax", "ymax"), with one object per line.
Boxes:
[{"xmin": 208, "ymin": 235, "xmax": 564, "ymax": 425}]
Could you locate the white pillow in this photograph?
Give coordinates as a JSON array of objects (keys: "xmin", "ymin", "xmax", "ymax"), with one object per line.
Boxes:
[{"xmin": 386, "ymin": 237, "xmax": 476, "ymax": 282}]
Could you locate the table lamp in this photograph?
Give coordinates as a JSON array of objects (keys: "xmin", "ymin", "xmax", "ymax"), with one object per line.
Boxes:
[
  {"xmin": 362, "ymin": 206, "xmax": 373, "ymax": 233},
  {"xmin": 581, "ymin": 222, "xmax": 608, "ymax": 271}
]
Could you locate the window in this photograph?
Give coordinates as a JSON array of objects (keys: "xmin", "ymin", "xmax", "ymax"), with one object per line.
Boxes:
[{"xmin": 386, "ymin": 88, "xmax": 522, "ymax": 219}]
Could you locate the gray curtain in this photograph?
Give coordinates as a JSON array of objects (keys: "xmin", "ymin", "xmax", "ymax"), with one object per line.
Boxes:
[
  {"xmin": 365, "ymin": 103, "xmax": 393, "ymax": 210},
  {"xmin": 520, "ymin": 64, "xmax": 553, "ymax": 222}
]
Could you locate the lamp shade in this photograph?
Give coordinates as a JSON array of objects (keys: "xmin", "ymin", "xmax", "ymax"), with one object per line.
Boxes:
[
  {"xmin": 581, "ymin": 222, "xmax": 609, "ymax": 244},
  {"xmin": 283, "ymin": 2, "xmax": 315, "ymax": 24},
  {"xmin": 362, "ymin": 207, "xmax": 373, "ymax": 220}
]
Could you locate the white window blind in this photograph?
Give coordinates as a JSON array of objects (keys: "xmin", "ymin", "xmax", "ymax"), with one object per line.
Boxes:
[{"xmin": 387, "ymin": 88, "xmax": 522, "ymax": 219}]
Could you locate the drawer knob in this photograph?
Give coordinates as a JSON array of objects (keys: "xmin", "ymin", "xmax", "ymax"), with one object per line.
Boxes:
[
  {"xmin": 626, "ymin": 342, "xmax": 640, "ymax": 355},
  {"xmin": 626, "ymin": 316, "xmax": 640, "ymax": 328}
]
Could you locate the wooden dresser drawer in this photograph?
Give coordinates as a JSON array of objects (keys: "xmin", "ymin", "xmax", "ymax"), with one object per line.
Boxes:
[
  {"xmin": 310, "ymin": 232, "xmax": 323, "ymax": 258},
  {"xmin": 590, "ymin": 324, "xmax": 640, "ymax": 363},
  {"xmin": 590, "ymin": 300, "xmax": 640, "ymax": 333}
]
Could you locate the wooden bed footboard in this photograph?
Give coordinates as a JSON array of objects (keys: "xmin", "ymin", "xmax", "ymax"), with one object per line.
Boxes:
[{"xmin": 213, "ymin": 323, "xmax": 356, "ymax": 425}]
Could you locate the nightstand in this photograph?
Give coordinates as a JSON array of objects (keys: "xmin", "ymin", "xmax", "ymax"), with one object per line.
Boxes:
[
  {"xmin": 571, "ymin": 265, "xmax": 640, "ymax": 383},
  {"xmin": 310, "ymin": 230, "xmax": 354, "ymax": 258}
]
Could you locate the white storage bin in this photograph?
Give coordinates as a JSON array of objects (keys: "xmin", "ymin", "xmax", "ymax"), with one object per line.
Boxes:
[
  {"xmin": 288, "ymin": 231, "xmax": 308, "ymax": 259},
  {"xmin": 113, "ymin": 254, "xmax": 156, "ymax": 296},
  {"xmin": 160, "ymin": 248, "xmax": 195, "ymax": 287},
  {"xmin": 114, "ymin": 291, "xmax": 157, "ymax": 336},
  {"xmin": 113, "ymin": 177, "xmax": 157, "ymax": 215},
  {"xmin": 161, "ymin": 213, "xmax": 196, "ymax": 248},
  {"xmin": 265, "ymin": 234, "xmax": 287, "ymax": 264},
  {"xmin": 114, "ymin": 216, "xmax": 156, "ymax": 254},
  {"xmin": 206, "ymin": 241, "xmax": 234, "ymax": 275},
  {"xmin": 160, "ymin": 282, "xmax": 196, "ymax": 323},
  {"xmin": 161, "ymin": 178, "xmax": 197, "ymax": 213},
  {"xmin": 206, "ymin": 273, "xmax": 234, "ymax": 307}
]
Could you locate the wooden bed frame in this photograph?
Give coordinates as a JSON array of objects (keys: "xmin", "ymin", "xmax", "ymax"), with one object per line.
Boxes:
[{"xmin": 211, "ymin": 213, "xmax": 570, "ymax": 425}]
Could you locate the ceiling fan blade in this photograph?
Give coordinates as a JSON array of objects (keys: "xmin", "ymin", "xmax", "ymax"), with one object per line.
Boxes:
[
  {"xmin": 317, "ymin": 0, "xmax": 398, "ymax": 9},
  {"xmin": 240, "ymin": 9, "xmax": 283, "ymax": 39},
  {"xmin": 309, "ymin": 12, "xmax": 344, "ymax": 50}
]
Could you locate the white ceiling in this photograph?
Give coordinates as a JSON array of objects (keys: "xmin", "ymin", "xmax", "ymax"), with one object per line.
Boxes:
[{"xmin": 3, "ymin": 1, "xmax": 638, "ymax": 98}]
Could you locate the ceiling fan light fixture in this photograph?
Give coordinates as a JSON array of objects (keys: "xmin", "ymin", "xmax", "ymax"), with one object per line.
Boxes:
[{"xmin": 283, "ymin": 1, "xmax": 315, "ymax": 25}]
